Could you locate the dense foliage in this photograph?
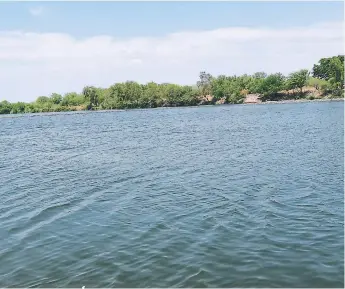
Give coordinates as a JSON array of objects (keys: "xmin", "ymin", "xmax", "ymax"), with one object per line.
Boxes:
[{"xmin": 1, "ymin": 55, "xmax": 343, "ymax": 114}]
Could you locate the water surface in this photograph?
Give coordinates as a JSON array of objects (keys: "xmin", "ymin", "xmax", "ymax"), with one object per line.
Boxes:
[{"xmin": 0, "ymin": 101, "xmax": 343, "ymax": 287}]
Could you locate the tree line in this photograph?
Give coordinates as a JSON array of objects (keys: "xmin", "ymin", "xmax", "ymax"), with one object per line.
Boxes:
[{"xmin": 0, "ymin": 55, "xmax": 343, "ymax": 115}]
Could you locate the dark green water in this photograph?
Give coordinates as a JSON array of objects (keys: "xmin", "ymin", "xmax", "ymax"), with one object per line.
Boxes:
[{"xmin": 0, "ymin": 101, "xmax": 344, "ymax": 287}]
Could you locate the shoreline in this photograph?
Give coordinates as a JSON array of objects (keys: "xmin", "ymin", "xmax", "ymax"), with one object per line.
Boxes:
[
  {"xmin": 0, "ymin": 97, "xmax": 343, "ymax": 118},
  {"xmin": 257, "ymin": 97, "xmax": 344, "ymax": 105}
]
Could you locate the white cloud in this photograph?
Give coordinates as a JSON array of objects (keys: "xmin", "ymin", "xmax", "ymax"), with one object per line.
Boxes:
[
  {"xmin": 0, "ymin": 21, "xmax": 343, "ymax": 102},
  {"xmin": 29, "ymin": 6, "xmax": 44, "ymax": 17}
]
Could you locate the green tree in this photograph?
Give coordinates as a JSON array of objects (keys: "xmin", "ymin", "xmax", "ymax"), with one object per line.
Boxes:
[
  {"xmin": 257, "ymin": 73, "xmax": 286, "ymax": 101},
  {"xmin": 250, "ymin": 72, "xmax": 267, "ymax": 93},
  {"xmin": 95, "ymin": 88, "xmax": 109, "ymax": 106},
  {"xmin": 123, "ymin": 81, "xmax": 143, "ymax": 107},
  {"xmin": 140, "ymin": 82, "xmax": 161, "ymax": 108},
  {"xmin": 0, "ymin": 100, "xmax": 12, "ymax": 114},
  {"xmin": 35, "ymin": 96, "xmax": 52, "ymax": 112},
  {"xmin": 0, "ymin": 54, "xmax": 343, "ymax": 115},
  {"xmin": 197, "ymin": 71, "xmax": 213, "ymax": 97},
  {"xmin": 24, "ymin": 103, "xmax": 38, "ymax": 113},
  {"xmin": 108, "ymin": 83, "xmax": 127, "ymax": 108},
  {"xmin": 252, "ymin": 72, "xmax": 267, "ymax": 79},
  {"xmin": 10, "ymin": 102, "xmax": 26, "ymax": 114},
  {"xmin": 62, "ymin": 92, "xmax": 85, "ymax": 106},
  {"xmin": 36, "ymin": 96, "xmax": 50, "ymax": 104},
  {"xmin": 210, "ymin": 74, "xmax": 252, "ymax": 103},
  {"xmin": 307, "ymin": 77, "xmax": 330, "ymax": 92},
  {"xmin": 313, "ymin": 56, "xmax": 344, "ymax": 81},
  {"xmin": 313, "ymin": 55, "xmax": 344, "ymax": 95},
  {"xmin": 50, "ymin": 93, "xmax": 62, "ymax": 105},
  {"xmin": 287, "ymin": 69, "xmax": 309, "ymax": 95},
  {"xmin": 82, "ymin": 86, "xmax": 98, "ymax": 109}
]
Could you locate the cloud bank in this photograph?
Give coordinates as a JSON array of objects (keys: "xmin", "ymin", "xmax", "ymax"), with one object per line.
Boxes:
[{"xmin": 0, "ymin": 21, "xmax": 343, "ymax": 102}]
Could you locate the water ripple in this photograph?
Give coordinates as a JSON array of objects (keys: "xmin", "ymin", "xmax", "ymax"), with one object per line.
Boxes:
[{"xmin": 0, "ymin": 102, "xmax": 343, "ymax": 287}]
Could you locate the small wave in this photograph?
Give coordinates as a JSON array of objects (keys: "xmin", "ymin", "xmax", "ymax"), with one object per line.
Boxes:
[{"xmin": 11, "ymin": 187, "xmax": 107, "ymax": 241}]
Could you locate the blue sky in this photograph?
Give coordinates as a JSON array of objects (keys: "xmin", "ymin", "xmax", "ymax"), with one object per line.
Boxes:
[
  {"xmin": 0, "ymin": 1, "xmax": 343, "ymax": 102},
  {"xmin": 0, "ymin": 2, "xmax": 343, "ymax": 38}
]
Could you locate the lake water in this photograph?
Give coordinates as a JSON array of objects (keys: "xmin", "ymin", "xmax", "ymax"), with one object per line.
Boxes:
[{"xmin": 0, "ymin": 101, "xmax": 343, "ymax": 287}]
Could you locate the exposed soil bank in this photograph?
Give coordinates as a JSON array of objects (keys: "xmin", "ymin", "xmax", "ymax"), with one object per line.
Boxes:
[{"xmin": 256, "ymin": 98, "xmax": 344, "ymax": 105}]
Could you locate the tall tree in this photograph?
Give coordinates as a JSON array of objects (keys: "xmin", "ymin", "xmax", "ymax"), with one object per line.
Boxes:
[
  {"xmin": 257, "ymin": 73, "xmax": 285, "ymax": 100},
  {"xmin": 313, "ymin": 56, "xmax": 344, "ymax": 81},
  {"xmin": 82, "ymin": 86, "xmax": 98, "ymax": 109},
  {"xmin": 313, "ymin": 55, "xmax": 344, "ymax": 96},
  {"xmin": 313, "ymin": 56, "xmax": 344, "ymax": 86},
  {"xmin": 197, "ymin": 71, "xmax": 213, "ymax": 97},
  {"xmin": 36, "ymin": 96, "xmax": 50, "ymax": 104},
  {"xmin": 287, "ymin": 69, "xmax": 309, "ymax": 94},
  {"xmin": 50, "ymin": 93, "xmax": 62, "ymax": 105},
  {"xmin": 0, "ymin": 100, "xmax": 12, "ymax": 114}
]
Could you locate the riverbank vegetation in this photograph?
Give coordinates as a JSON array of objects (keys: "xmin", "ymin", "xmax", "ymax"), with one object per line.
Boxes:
[{"xmin": 0, "ymin": 55, "xmax": 343, "ymax": 115}]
